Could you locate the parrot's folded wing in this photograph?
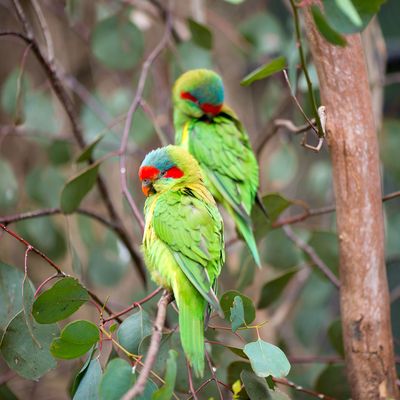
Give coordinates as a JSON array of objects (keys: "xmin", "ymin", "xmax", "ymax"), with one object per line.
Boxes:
[
  {"xmin": 173, "ymin": 252, "xmax": 223, "ymax": 316},
  {"xmin": 153, "ymin": 192, "xmax": 224, "ymax": 316}
]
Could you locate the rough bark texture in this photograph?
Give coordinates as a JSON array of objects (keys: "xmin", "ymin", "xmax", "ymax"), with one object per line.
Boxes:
[{"xmin": 304, "ymin": 12, "xmax": 399, "ymax": 400}]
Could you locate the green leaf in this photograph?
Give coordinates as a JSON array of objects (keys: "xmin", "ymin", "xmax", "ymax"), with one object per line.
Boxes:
[
  {"xmin": 220, "ymin": 290, "xmax": 256, "ymax": 325},
  {"xmin": 226, "ymin": 345, "xmax": 248, "ymax": 359},
  {"xmin": 1, "ymin": 68, "xmax": 30, "ymax": 116},
  {"xmin": 0, "ymin": 262, "xmax": 25, "ymax": 337},
  {"xmin": 152, "ymin": 350, "xmax": 178, "ymax": 400},
  {"xmin": 76, "ymin": 134, "xmax": 105, "ymax": 163},
  {"xmin": 241, "ymin": 370, "xmax": 270, "ymax": 399},
  {"xmin": 0, "ymin": 158, "xmax": 18, "ymax": 211},
  {"xmin": 188, "ymin": 19, "xmax": 213, "ymax": 50},
  {"xmin": 26, "ymin": 166, "xmax": 65, "ymax": 208},
  {"xmin": 268, "ymin": 143, "xmax": 298, "ymax": 188},
  {"xmin": 334, "ymin": 0, "xmax": 362, "ymax": 26},
  {"xmin": 138, "ymin": 334, "xmax": 172, "ymax": 376},
  {"xmin": 230, "ymin": 296, "xmax": 245, "ymax": 332},
  {"xmin": 25, "ymin": 91, "xmax": 59, "ymax": 135},
  {"xmin": 239, "ymin": 13, "xmax": 285, "ymax": 59},
  {"xmin": 50, "ymin": 320, "xmax": 99, "ymax": 359},
  {"xmin": 99, "ymin": 358, "xmax": 133, "ymax": 400},
  {"xmin": 176, "ymin": 41, "xmax": 213, "ymax": 70},
  {"xmin": 252, "ymin": 193, "xmax": 292, "ymax": 240},
  {"xmin": 258, "ymin": 268, "xmax": 300, "ymax": 309},
  {"xmin": 264, "ymin": 229, "xmax": 302, "ymax": 270},
  {"xmin": 227, "ymin": 361, "xmax": 252, "ymax": 386},
  {"xmin": 322, "ymin": 0, "xmax": 385, "ymax": 34},
  {"xmin": 241, "ymin": 370, "xmax": 291, "ymax": 400},
  {"xmin": 99, "ymin": 358, "xmax": 157, "ymax": 400},
  {"xmin": 241, "ymin": 57, "xmax": 286, "ymax": 86},
  {"xmin": 87, "ymin": 246, "xmax": 129, "ymax": 287},
  {"xmin": 70, "ymin": 347, "xmax": 97, "ymax": 396},
  {"xmin": 117, "ymin": 309, "xmax": 153, "ymax": 355},
  {"xmin": 244, "ymin": 339, "xmax": 290, "ymax": 378},
  {"xmin": 328, "ymin": 319, "xmax": 344, "ymax": 356},
  {"xmin": 48, "ymin": 140, "xmax": 72, "ymax": 166},
  {"xmin": 16, "ymin": 217, "xmax": 66, "ymax": 260},
  {"xmin": 32, "ymin": 277, "xmax": 89, "ymax": 324},
  {"xmin": 91, "ymin": 15, "xmax": 144, "ymax": 70},
  {"xmin": 0, "ymin": 310, "xmax": 58, "ymax": 380},
  {"xmin": 73, "ymin": 359, "xmax": 102, "ymax": 400},
  {"xmin": 315, "ymin": 365, "xmax": 350, "ymax": 398},
  {"xmin": 311, "ymin": 5, "xmax": 347, "ymax": 47},
  {"xmin": 60, "ymin": 162, "xmax": 101, "ymax": 214}
]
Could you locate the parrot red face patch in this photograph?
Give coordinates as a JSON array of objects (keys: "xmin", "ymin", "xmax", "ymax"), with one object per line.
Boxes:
[
  {"xmin": 180, "ymin": 91, "xmax": 198, "ymax": 103},
  {"xmin": 200, "ymin": 103, "xmax": 222, "ymax": 115},
  {"xmin": 139, "ymin": 165, "xmax": 160, "ymax": 181},
  {"xmin": 164, "ymin": 166, "xmax": 184, "ymax": 179}
]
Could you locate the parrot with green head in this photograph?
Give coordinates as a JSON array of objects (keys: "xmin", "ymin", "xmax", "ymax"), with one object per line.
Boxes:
[
  {"xmin": 139, "ymin": 145, "xmax": 224, "ymax": 377},
  {"xmin": 173, "ymin": 69, "xmax": 263, "ymax": 267}
]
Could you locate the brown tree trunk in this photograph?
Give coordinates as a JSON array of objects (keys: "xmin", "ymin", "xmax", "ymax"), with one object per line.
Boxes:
[{"xmin": 304, "ymin": 12, "xmax": 399, "ymax": 400}]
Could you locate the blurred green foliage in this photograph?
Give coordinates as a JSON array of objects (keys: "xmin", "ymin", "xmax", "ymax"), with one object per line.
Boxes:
[{"xmin": 0, "ymin": 0, "xmax": 399, "ymax": 399}]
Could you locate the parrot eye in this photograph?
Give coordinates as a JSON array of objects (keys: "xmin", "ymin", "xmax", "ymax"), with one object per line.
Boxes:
[{"xmin": 143, "ymin": 179, "xmax": 150, "ymax": 185}]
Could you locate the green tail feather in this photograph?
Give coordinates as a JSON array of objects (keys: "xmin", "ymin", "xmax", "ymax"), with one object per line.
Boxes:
[
  {"xmin": 233, "ymin": 212, "xmax": 261, "ymax": 268},
  {"xmin": 178, "ymin": 295, "xmax": 205, "ymax": 378}
]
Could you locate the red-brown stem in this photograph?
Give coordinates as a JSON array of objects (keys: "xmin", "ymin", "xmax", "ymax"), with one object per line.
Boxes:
[
  {"xmin": 273, "ymin": 377, "xmax": 336, "ymax": 400},
  {"xmin": 0, "ymin": 223, "xmax": 119, "ymax": 322},
  {"xmin": 103, "ymin": 286, "xmax": 163, "ymax": 322}
]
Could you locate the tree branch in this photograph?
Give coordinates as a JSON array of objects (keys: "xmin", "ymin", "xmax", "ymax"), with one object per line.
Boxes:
[
  {"xmin": 273, "ymin": 190, "xmax": 400, "ymax": 228},
  {"xmin": 119, "ymin": 8, "xmax": 172, "ymax": 232},
  {"xmin": 283, "ymin": 225, "xmax": 340, "ymax": 288},
  {"xmin": 273, "ymin": 377, "xmax": 336, "ymax": 400},
  {"xmin": 1, "ymin": 5, "xmax": 147, "ymax": 284},
  {"xmin": 0, "ymin": 223, "xmax": 119, "ymax": 321},
  {"xmin": 103, "ymin": 286, "xmax": 163, "ymax": 322},
  {"xmin": 122, "ymin": 291, "xmax": 173, "ymax": 400}
]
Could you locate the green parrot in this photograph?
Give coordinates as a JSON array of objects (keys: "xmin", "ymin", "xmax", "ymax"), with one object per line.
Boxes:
[
  {"xmin": 173, "ymin": 69, "xmax": 262, "ymax": 267},
  {"xmin": 139, "ymin": 145, "xmax": 224, "ymax": 377}
]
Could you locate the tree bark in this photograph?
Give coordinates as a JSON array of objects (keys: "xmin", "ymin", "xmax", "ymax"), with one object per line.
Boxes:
[{"xmin": 304, "ymin": 11, "xmax": 399, "ymax": 400}]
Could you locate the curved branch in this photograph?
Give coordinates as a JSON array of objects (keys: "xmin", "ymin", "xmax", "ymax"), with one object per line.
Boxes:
[
  {"xmin": 119, "ymin": 10, "xmax": 172, "ymax": 231},
  {"xmin": 0, "ymin": 223, "xmax": 119, "ymax": 321},
  {"xmin": 0, "ymin": 26, "xmax": 147, "ymax": 284},
  {"xmin": 122, "ymin": 291, "xmax": 173, "ymax": 400}
]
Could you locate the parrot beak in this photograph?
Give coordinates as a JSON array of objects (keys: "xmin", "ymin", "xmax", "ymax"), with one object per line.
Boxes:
[{"xmin": 141, "ymin": 181, "xmax": 155, "ymax": 197}]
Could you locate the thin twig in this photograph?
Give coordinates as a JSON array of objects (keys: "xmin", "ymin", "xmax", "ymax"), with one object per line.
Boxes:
[
  {"xmin": 273, "ymin": 377, "xmax": 336, "ymax": 400},
  {"xmin": 122, "ymin": 291, "xmax": 173, "ymax": 400},
  {"xmin": 288, "ymin": 0, "xmax": 324, "ymax": 138},
  {"xmin": 187, "ymin": 360, "xmax": 199, "ymax": 400},
  {"xmin": 274, "ymin": 190, "xmax": 400, "ymax": 228},
  {"xmin": 205, "ymin": 351, "xmax": 223, "ymax": 400},
  {"xmin": 289, "ymin": 355, "xmax": 344, "ymax": 364},
  {"xmin": 282, "ymin": 69, "xmax": 317, "ymax": 133},
  {"xmin": 0, "ymin": 26, "xmax": 147, "ymax": 284},
  {"xmin": 0, "ymin": 223, "xmax": 120, "ymax": 321},
  {"xmin": 0, "ymin": 207, "xmax": 119, "ymax": 230},
  {"xmin": 119, "ymin": 9, "xmax": 172, "ymax": 231},
  {"xmin": 283, "ymin": 225, "xmax": 340, "ymax": 288},
  {"xmin": 139, "ymin": 99, "xmax": 169, "ymax": 146},
  {"xmin": 103, "ymin": 286, "xmax": 162, "ymax": 322},
  {"xmin": 30, "ymin": 0, "xmax": 54, "ymax": 63}
]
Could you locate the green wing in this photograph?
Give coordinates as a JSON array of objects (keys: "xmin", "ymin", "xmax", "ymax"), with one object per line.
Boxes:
[
  {"xmin": 153, "ymin": 191, "xmax": 224, "ymax": 315},
  {"xmin": 188, "ymin": 114, "xmax": 259, "ymax": 221}
]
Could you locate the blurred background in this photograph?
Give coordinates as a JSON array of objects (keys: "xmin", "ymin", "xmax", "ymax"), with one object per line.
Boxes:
[{"xmin": 0, "ymin": 0, "xmax": 399, "ymax": 398}]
